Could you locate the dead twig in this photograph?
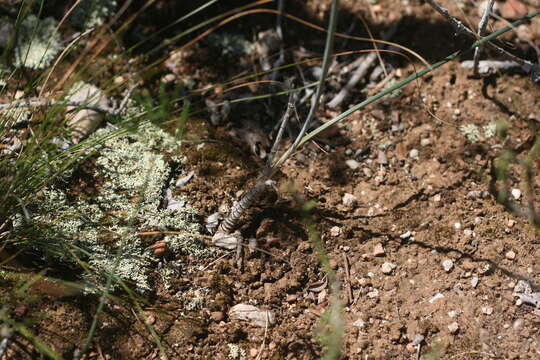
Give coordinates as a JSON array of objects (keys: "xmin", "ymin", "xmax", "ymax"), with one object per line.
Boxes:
[
  {"xmin": 473, "ymin": 0, "xmax": 495, "ymax": 76},
  {"xmin": 426, "ymin": 0, "xmax": 540, "ymax": 82},
  {"xmin": 342, "ymin": 253, "xmax": 353, "ymax": 305},
  {"xmin": 327, "ymin": 21, "xmax": 398, "ymax": 108}
]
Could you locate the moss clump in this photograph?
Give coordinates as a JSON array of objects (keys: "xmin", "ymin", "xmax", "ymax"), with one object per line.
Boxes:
[
  {"xmin": 14, "ymin": 15, "xmax": 62, "ymax": 70},
  {"xmin": 15, "ymin": 121, "xmax": 209, "ymax": 292}
]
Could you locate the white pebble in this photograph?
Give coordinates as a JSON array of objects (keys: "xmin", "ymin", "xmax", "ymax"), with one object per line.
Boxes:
[
  {"xmin": 400, "ymin": 231, "xmax": 411, "ymax": 239},
  {"xmin": 505, "ymin": 250, "xmax": 516, "ymax": 260},
  {"xmin": 442, "ymin": 259, "xmax": 454, "ymax": 272},
  {"xmin": 448, "ymin": 311, "xmax": 457, "ymax": 318},
  {"xmin": 342, "ymin": 193, "xmax": 358, "ymax": 208},
  {"xmin": 330, "ymin": 226, "xmax": 341, "ymax": 237},
  {"xmin": 429, "ymin": 292, "xmax": 445, "ymax": 304},
  {"xmin": 511, "ymin": 188, "xmax": 521, "ymax": 200},
  {"xmin": 453, "ymin": 222, "xmax": 461, "ymax": 230},
  {"xmin": 482, "ymin": 306, "xmax": 493, "ymax": 315},
  {"xmin": 448, "ymin": 322, "xmax": 459, "ymax": 334},
  {"xmin": 409, "ymin": 149, "xmax": 419, "ymax": 159},
  {"xmin": 352, "ymin": 319, "xmax": 366, "ymax": 328},
  {"xmin": 420, "ymin": 138, "xmax": 431, "ymax": 147},
  {"xmin": 471, "ymin": 277, "xmax": 479, "ymax": 288},
  {"xmin": 381, "ymin": 262, "xmax": 396, "ymax": 274},
  {"xmin": 345, "ymin": 159, "xmax": 360, "ymax": 170}
]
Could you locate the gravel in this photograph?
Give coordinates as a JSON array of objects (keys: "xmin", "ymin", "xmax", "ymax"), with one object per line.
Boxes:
[
  {"xmin": 381, "ymin": 262, "xmax": 396, "ymax": 274},
  {"xmin": 342, "ymin": 193, "xmax": 358, "ymax": 207},
  {"xmin": 345, "ymin": 159, "xmax": 360, "ymax": 170},
  {"xmin": 442, "ymin": 259, "xmax": 454, "ymax": 272}
]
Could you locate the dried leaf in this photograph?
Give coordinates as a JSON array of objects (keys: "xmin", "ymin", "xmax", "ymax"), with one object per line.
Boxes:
[
  {"xmin": 176, "ymin": 171, "xmax": 195, "ymax": 187},
  {"xmin": 229, "ymin": 304, "xmax": 276, "ymax": 327},
  {"xmin": 206, "ymin": 212, "xmax": 223, "ymax": 234},
  {"xmin": 212, "ymin": 230, "xmax": 241, "ymax": 250},
  {"xmin": 66, "ymin": 82, "xmax": 109, "ymax": 143}
]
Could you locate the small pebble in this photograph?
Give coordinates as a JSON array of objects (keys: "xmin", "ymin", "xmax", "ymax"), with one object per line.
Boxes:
[
  {"xmin": 400, "ymin": 231, "xmax": 411, "ymax": 239},
  {"xmin": 381, "ymin": 262, "xmax": 396, "ymax": 274},
  {"xmin": 433, "ymin": 194, "xmax": 441, "ymax": 202},
  {"xmin": 448, "ymin": 311, "xmax": 457, "ymax": 318},
  {"xmin": 367, "ymin": 289, "xmax": 379, "ymax": 298},
  {"xmin": 453, "ymin": 222, "xmax": 462, "ymax": 230},
  {"xmin": 372, "ymin": 243, "xmax": 385, "ymax": 257},
  {"xmin": 471, "ymin": 277, "xmax": 479, "ymax": 288},
  {"xmin": 210, "ymin": 311, "xmax": 224, "ymax": 322},
  {"xmin": 515, "ymin": 298, "xmax": 523, "ymax": 306},
  {"xmin": 352, "ymin": 319, "xmax": 366, "ymax": 328},
  {"xmin": 429, "ymin": 293, "xmax": 445, "ymax": 304},
  {"xmin": 406, "ymin": 343, "xmax": 416, "ymax": 353},
  {"xmin": 345, "ymin": 149, "xmax": 353, "ymax": 156},
  {"xmin": 342, "ymin": 193, "xmax": 358, "ymax": 208},
  {"xmin": 145, "ymin": 315, "xmax": 156, "ymax": 326},
  {"xmin": 506, "ymin": 219, "xmax": 516, "ymax": 228},
  {"xmin": 512, "ymin": 318, "xmax": 524, "ymax": 331},
  {"xmin": 346, "ymin": 159, "xmax": 360, "ymax": 170},
  {"xmin": 330, "ymin": 226, "xmax": 341, "ymax": 237},
  {"xmin": 409, "ymin": 149, "xmax": 419, "ymax": 159},
  {"xmin": 412, "ymin": 334, "xmax": 425, "ymax": 345},
  {"xmin": 474, "ymin": 217, "xmax": 482, "ymax": 224},
  {"xmin": 442, "ymin": 259, "xmax": 454, "ymax": 272},
  {"xmin": 482, "ymin": 306, "xmax": 493, "ymax": 315},
  {"xmin": 505, "ymin": 250, "xmax": 516, "ymax": 260},
  {"xmin": 463, "ymin": 229, "xmax": 473, "ymax": 238},
  {"xmin": 511, "ymin": 188, "xmax": 521, "ymax": 200},
  {"xmin": 448, "ymin": 322, "xmax": 459, "ymax": 334},
  {"xmin": 250, "ymin": 348, "xmax": 258, "ymax": 357},
  {"xmin": 377, "ymin": 150, "xmax": 388, "ymax": 165},
  {"xmin": 362, "ymin": 167, "xmax": 373, "ymax": 177},
  {"xmin": 420, "ymin": 138, "xmax": 431, "ymax": 147}
]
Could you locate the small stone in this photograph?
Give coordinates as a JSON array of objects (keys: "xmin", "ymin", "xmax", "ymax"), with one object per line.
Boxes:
[
  {"xmin": 505, "ymin": 250, "xmax": 516, "ymax": 260},
  {"xmin": 372, "ymin": 243, "xmax": 385, "ymax": 257},
  {"xmin": 367, "ymin": 289, "xmax": 379, "ymax": 298},
  {"xmin": 400, "ymin": 231, "xmax": 411, "ymax": 239},
  {"xmin": 345, "ymin": 149, "xmax": 353, "ymax": 156},
  {"xmin": 352, "ymin": 319, "xmax": 366, "ymax": 328},
  {"xmin": 511, "ymin": 188, "xmax": 521, "ymax": 200},
  {"xmin": 406, "ymin": 342, "xmax": 416, "ymax": 353},
  {"xmin": 420, "ymin": 138, "xmax": 431, "ymax": 147},
  {"xmin": 433, "ymin": 194, "xmax": 441, "ymax": 202},
  {"xmin": 448, "ymin": 322, "xmax": 459, "ymax": 334},
  {"xmin": 515, "ymin": 298, "xmax": 523, "ymax": 306},
  {"xmin": 429, "ymin": 293, "xmax": 445, "ymax": 304},
  {"xmin": 474, "ymin": 217, "xmax": 482, "ymax": 224},
  {"xmin": 482, "ymin": 306, "xmax": 493, "ymax": 315},
  {"xmin": 144, "ymin": 314, "xmax": 156, "ymax": 326},
  {"xmin": 412, "ymin": 334, "xmax": 425, "ymax": 345},
  {"xmin": 507, "ymin": 219, "xmax": 516, "ymax": 228},
  {"xmin": 381, "ymin": 262, "xmax": 396, "ymax": 274},
  {"xmin": 448, "ymin": 311, "xmax": 457, "ymax": 318},
  {"xmin": 210, "ymin": 311, "xmax": 224, "ymax": 322},
  {"xmin": 346, "ymin": 159, "xmax": 360, "ymax": 170},
  {"xmin": 377, "ymin": 150, "xmax": 388, "ymax": 165},
  {"xmin": 250, "ymin": 348, "xmax": 258, "ymax": 357},
  {"xmin": 342, "ymin": 193, "xmax": 358, "ymax": 208},
  {"xmin": 471, "ymin": 277, "xmax": 479, "ymax": 288},
  {"xmin": 453, "ymin": 222, "xmax": 461, "ymax": 230},
  {"xmin": 512, "ymin": 318, "xmax": 524, "ymax": 331},
  {"xmin": 409, "ymin": 149, "xmax": 419, "ymax": 159},
  {"xmin": 286, "ymin": 294, "xmax": 298, "ymax": 302},
  {"xmin": 362, "ymin": 167, "xmax": 373, "ymax": 177},
  {"xmin": 466, "ymin": 190, "xmax": 483, "ymax": 199},
  {"xmin": 463, "ymin": 229, "xmax": 473, "ymax": 238},
  {"xmin": 330, "ymin": 226, "xmax": 341, "ymax": 237},
  {"xmin": 442, "ymin": 259, "xmax": 454, "ymax": 272}
]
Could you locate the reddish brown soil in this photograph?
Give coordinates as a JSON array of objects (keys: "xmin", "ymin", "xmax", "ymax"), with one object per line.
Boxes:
[{"xmin": 2, "ymin": 0, "xmax": 540, "ymax": 359}]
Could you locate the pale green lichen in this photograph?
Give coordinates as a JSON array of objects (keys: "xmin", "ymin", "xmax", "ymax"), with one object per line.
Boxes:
[
  {"xmin": 16, "ymin": 121, "xmax": 210, "ymax": 292},
  {"xmin": 70, "ymin": 0, "xmax": 117, "ymax": 29},
  {"xmin": 227, "ymin": 344, "xmax": 246, "ymax": 360},
  {"xmin": 483, "ymin": 122, "xmax": 497, "ymax": 138},
  {"xmin": 14, "ymin": 15, "xmax": 62, "ymax": 70},
  {"xmin": 459, "ymin": 124, "xmax": 481, "ymax": 143}
]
